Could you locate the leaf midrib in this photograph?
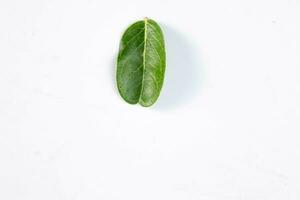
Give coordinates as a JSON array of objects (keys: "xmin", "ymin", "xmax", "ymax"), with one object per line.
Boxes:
[{"xmin": 138, "ymin": 17, "xmax": 148, "ymax": 104}]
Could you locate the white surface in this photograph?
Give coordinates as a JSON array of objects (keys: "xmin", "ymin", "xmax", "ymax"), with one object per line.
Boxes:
[{"xmin": 1, "ymin": 0, "xmax": 300, "ymax": 199}]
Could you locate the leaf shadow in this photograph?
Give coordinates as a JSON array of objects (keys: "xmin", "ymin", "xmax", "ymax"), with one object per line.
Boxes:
[{"xmin": 153, "ymin": 24, "xmax": 203, "ymax": 110}]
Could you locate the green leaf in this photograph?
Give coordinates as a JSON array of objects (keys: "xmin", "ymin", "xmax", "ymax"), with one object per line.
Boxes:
[{"xmin": 116, "ymin": 18, "xmax": 166, "ymax": 107}]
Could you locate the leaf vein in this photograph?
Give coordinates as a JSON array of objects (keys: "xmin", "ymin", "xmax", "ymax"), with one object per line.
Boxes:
[
  {"xmin": 147, "ymin": 41, "xmax": 162, "ymax": 66},
  {"xmin": 125, "ymin": 28, "xmax": 144, "ymax": 45}
]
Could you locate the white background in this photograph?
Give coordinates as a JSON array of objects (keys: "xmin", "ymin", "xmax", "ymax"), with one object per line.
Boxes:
[{"xmin": 1, "ymin": 0, "xmax": 300, "ymax": 199}]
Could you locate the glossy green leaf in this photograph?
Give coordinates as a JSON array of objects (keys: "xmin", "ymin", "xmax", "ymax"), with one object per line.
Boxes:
[{"xmin": 116, "ymin": 18, "xmax": 166, "ymax": 107}]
